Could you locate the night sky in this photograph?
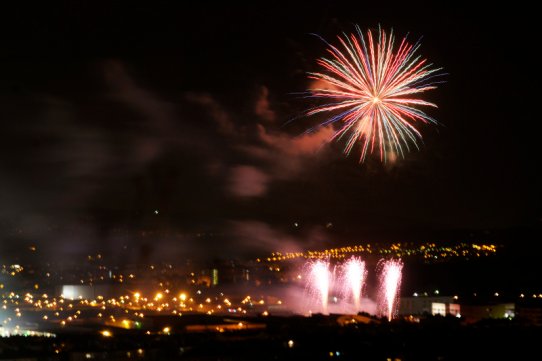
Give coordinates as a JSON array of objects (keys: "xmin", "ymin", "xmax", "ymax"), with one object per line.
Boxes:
[{"xmin": 0, "ymin": 2, "xmax": 539, "ymax": 262}]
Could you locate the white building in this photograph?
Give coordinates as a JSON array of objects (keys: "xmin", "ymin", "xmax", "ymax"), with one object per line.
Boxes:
[{"xmin": 400, "ymin": 296, "xmax": 460, "ymax": 317}]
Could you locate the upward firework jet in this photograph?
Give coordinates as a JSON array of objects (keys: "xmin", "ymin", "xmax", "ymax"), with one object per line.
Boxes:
[
  {"xmin": 340, "ymin": 257, "xmax": 367, "ymax": 312},
  {"xmin": 306, "ymin": 260, "xmax": 331, "ymax": 314},
  {"xmin": 305, "ymin": 26, "xmax": 443, "ymax": 162},
  {"xmin": 377, "ymin": 259, "xmax": 403, "ymax": 321}
]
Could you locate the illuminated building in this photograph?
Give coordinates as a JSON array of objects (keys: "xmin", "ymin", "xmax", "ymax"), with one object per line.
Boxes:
[{"xmin": 399, "ymin": 296, "xmax": 460, "ymax": 317}]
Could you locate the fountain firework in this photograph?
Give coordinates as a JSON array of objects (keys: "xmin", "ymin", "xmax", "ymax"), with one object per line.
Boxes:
[
  {"xmin": 340, "ymin": 257, "xmax": 367, "ymax": 312},
  {"xmin": 302, "ymin": 257, "xmax": 402, "ymax": 317},
  {"xmin": 307, "ymin": 259, "xmax": 331, "ymax": 314},
  {"xmin": 377, "ymin": 259, "xmax": 403, "ymax": 321}
]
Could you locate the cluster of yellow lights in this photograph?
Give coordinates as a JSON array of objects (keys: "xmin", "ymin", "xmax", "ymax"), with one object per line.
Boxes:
[
  {"xmin": 2, "ymin": 288, "xmax": 278, "ymax": 331},
  {"xmin": 258, "ymin": 243, "xmax": 497, "ymax": 263},
  {"xmin": 0, "ymin": 242, "xmax": 499, "ymax": 333},
  {"xmin": 1, "ymin": 264, "xmax": 25, "ymax": 277}
]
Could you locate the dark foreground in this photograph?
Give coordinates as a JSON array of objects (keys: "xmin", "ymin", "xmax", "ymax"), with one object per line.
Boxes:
[{"xmin": 1, "ymin": 315, "xmax": 540, "ymax": 360}]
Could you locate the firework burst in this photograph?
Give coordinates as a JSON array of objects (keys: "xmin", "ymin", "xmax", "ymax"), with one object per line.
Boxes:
[{"xmin": 305, "ymin": 25, "xmax": 443, "ymax": 162}]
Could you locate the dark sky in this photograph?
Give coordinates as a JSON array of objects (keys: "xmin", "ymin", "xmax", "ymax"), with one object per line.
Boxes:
[{"xmin": 0, "ymin": 2, "xmax": 539, "ymax": 261}]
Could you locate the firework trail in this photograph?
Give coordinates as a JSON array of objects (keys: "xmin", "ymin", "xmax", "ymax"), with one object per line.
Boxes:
[
  {"xmin": 306, "ymin": 259, "xmax": 331, "ymax": 314},
  {"xmin": 340, "ymin": 256, "xmax": 367, "ymax": 312},
  {"xmin": 305, "ymin": 25, "xmax": 443, "ymax": 162},
  {"xmin": 377, "ymin": 259, "xmax": 403, "ymax": 321}
]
